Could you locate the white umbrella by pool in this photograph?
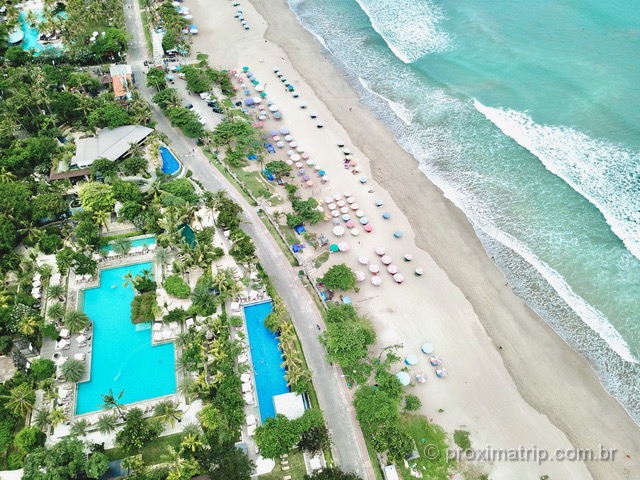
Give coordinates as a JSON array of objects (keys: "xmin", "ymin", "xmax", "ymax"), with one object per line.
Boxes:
[
  {"xmin": 355, "ymin": 210, "xmax": 365, "ymax": 218},
  {"xmin": 381, "ymin": 255, "xmax": 392, "ymax": 265},
  {"xmin": 387, "ymin": 264, "xmax": 399, "ymax": 274},
  {"xmin": 331, "ymin": 210, "xmax": 340, "ymax": 217},
  {"xmin": 338, "ymin": 242, "xmax": 350, "ymax": 252},
  {"xmin": 369, "ymin": 264, "xmax": 380, "ymax": 274},
  {"xmin": 242, "ymin": 382, "xmax": 252, "ymax": 393},
  {"xmin": 333, "ymin": 226, "xmax": 345, "ymax": 236},
  {"xmin": 358, "ymin": 255, "xmax": 369, "ymax": 265},
  {"xmin": 394, "ymin": 273, "xmax": 405, "ymax": 283},
  {"xmin": 355, "ymin": 271, "xmax": 366, "ymax": 282},
  {"xmin": 350, "ymin": 228, "xmax": 360, "ymax": 236},
  {"xmin": 371, "ymin": 276, "xmax": 382, "ymax": 286},
  {"xmin": 76, "ymin": 334, "xmax": 87, "ymax": 345},
  {"xmin": 340, "ymin": 207, "xmax": 349, "ymax": 214},
  {"xmin": 375, "ymin": 246, "xmax": 386, "ymax": 256}
]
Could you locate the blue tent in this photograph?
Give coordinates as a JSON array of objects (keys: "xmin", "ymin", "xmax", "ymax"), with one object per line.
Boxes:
[
  {"xmin": 248, "ymin": 154, "xmax": 258, "ymax": 160},
  {"xmin": 342, "ymin": 296, "xmax": 352, "ymax": 305},
  {"xmin": 294, "ymin": 225, "xmax": 306, "ymax": 234},
  {"xmin": 263, "ymin": 169, "xmax": 274, "ymax": 181}
]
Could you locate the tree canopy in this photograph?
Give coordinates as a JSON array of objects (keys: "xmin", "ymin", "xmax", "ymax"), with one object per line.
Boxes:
[
  {"xmin": 78, "ymin": 182, "xmax": 116, "ymax": 213},
  {"xmin": 319, "ymin": 263, "xmax": 356, "ymax": 291}
]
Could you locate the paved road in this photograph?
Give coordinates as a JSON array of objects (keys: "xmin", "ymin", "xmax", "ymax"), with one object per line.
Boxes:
[{"xmin": 123, "ymin": 2, "xmax": 373, "ymax": 478}]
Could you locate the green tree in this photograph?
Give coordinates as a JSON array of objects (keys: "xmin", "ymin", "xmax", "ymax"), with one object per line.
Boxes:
[
  {"xmin": 319, "ymin": 263, "xmax": 356, "ymax": 291},
  {"xmin": 320, "ymin": 320, "xmax": 376, "ymax": 384},
  {"xmin": 2, "ymin": 383, "xmax": 35, "ymax": 417},
  {"xmin": 304, "ymin": 467, "xmax": 363, "ymax": 480},
  {"xmin": 69, "ymin": 418, "xmax": 90, "ymax": 437},
  {"xmin": 371, "ymin": 421, "xmax": 414, "ymax": 461},
  {"xmin": 88, "ymin": 103, "xmax": 131, "ymax": 129},
  {"xmin": 14, "ymin": 426, "xmax": 46, "ymax": 453},
  {"xmin": 64, "ymin": 310, "xmax": 90, "ymax": 333},
  {"xmin": 29, "ymin": 359, "xmax": 56, "ymax": 382},
  {"xmin": 22, "ymin": 437, "xmax": 108, "ymax": 479},
  {"xmin": 265, "ymin": 160, "xmax": 291, "ymax": 178},
  {"xmin": 163, "ymin": 274, "xmax": 191, "ymax": 298},
  {"xmin": 153, "ymin": 400, "xmax": 183, "ymax": 428},
  {"xmin": 101, "ymin": 388, "xmax": 126, "ymax": 419},
  {"xmin": 116, "ymin": 407, "xmax": 162, "ymax": 453},
  {"xmin": 404, "ymin": 394, "xmax": 422, "ymax": 412},
  {"xmin": 353, "ymin": 386, "xmax": 400, "ymax": 432},
  {"xmin": 253, "ymin": 414, "xmax": 299, "ymax": 459},
  {"xmin": 96, "ymin": 413, "xmax": 117, "ymax": 435},
  {"xmin": 147, "ymin": 68, "xmax": 167, "ymax": 91},
  {"xmin": 90, "ymin": 28, "xmax": 128, "ymax": 59},
  {"xmin": 61, "ymin": 358, "xmax": 85, "ymax": 383},
  {"xmin": 78, "ymin": 182, "xmax": 115, "ymax": 213},
  {"xmin": 298, "ymin": 424, "xmax": 331, "ymax": 455}
]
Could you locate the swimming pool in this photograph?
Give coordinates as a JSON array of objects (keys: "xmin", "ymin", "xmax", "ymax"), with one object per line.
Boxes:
[
  {"xmin": 243, "ymin": 301, "xmax": 290, "ymax": 421},
  {"xmin": 76, "ymin": 262, "xmax": 176, "ymax": 415},
  {"xmin": 179, "ymin": 224, "xmax": 196, "ymax": 247},
  {"xmin": 160, "ymin": 146, "xmax": 181, "ymax": 175},
  {"xmin": 101, "ymin": 235, "xmax": 156, "ymax": 252},
  {"xmin": 18, "ymin": 10, "xmax": 65, "ymax": 54}
]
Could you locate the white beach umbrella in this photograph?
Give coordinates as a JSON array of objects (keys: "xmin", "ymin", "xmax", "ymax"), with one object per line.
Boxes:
[
  {"xmin": 369, "ymin": 264, "xmax": 380, "ymax": 274},
  {"xmin": 332, "ymin": 226, "xmax": 345, "ymax": 237},
  {"xmin": 338, "ymin": 242, "xmax": 350, "ymax": 252},
  {"xmin": 381, "ymin": 255, "xmax": 392, "ymax": 265},
  {"xmin": 375, "ymin": 246, "xmax": 386, "ymax": 256},
  {"xmin": 355, "ymin": 271, "xmax": 366, "ymax": 282},
  {"xmin": 358, "ymin": 255, "xmax": 369, "ymax": 265},
  {"xmin": 350, "ymin": 228, "xmax": 360, "ymax": 236},
  {"xmin": 387, "ymin": 264, "xmax": 399, "ymax": 274},
  {"xmin": 371, "ymin": 276, "xmax": 382, "ymax": 286}
]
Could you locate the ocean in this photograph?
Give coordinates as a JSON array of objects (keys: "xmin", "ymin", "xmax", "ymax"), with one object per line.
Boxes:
[{"xmin": 287, "ymin": 0, "xmax": 640, "ymax": 422}]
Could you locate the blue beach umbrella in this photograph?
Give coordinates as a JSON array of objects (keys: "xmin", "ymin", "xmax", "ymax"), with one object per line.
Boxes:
[
  {"xmin": 318, "ymin": 170, "xmax": 326, "ymax": 176},
  {"xmin": 382, "ymin": 212, "xmax": 391, "ymax": 219},
  {"xmin": 359, "ymin": 217, "xmax": 369, "ymax": 225},
  {"xmin": 244, "ymin": 98, "xmax": 254, "ymax": 106},
  {"xmin": 394, "ymin": 230, "xmax": 403, "ymax": 238}
]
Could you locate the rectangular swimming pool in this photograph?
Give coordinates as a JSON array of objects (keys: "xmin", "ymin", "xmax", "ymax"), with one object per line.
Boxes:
[
  {"xmin": 101, "ymin": 235, "xmax": 156, "ymax": 252},
  {"xmin": 243, "ymin": 301, "xmax": 290, "ymax": 421},
  {"xmin": 76, "ymin": 262, "xmax": 176, "ymax": 415}
]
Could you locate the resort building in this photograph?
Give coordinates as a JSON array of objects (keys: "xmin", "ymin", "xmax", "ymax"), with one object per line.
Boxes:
[
  {"xmin": 109, "ymin": 64, "xmax": 134, "ymax": 100},
  {"xmin": 70, "ymin": 125, "xmax": 153, "ymax": 169}
]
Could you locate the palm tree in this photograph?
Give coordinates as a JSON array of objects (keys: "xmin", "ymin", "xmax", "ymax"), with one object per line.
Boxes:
[
  {"xmin": 18, "ymin": 316, "xmax": 41, "ymax": 337},
  {"xmin": 122, "ymin": 271, "xmax": 137, "ymax": 288},
  {"xmin": 61, "ymin": 358, "xmax": 85, "ymax": 383},
  {"xmin": 0, "ymin": 167, "xmax": 17, "ymax": 184},
  {"xmin": 47, "ymin": 303, "xmax": 66, "ymax": 322},
  {"xmin": 0, "ymin": 290, "xmax": 12, "ymax": 309},
  {"xmin": 96, "ymin": 413, "xmax": 118, "ymax": 434},
  {"xmin": 178, "ymin": 376, "xmax": 198, "ymax": 403},
  {"xmin": 33, "ymin": 409, "xmax": 51, "ymax": 431},
  {"xmin": 64, "ymin": 310, "xmax": 90, "ymax": 333},
  {"xmin": 2, "ymin": 383, "xmax": 36, "ymax": 417},
  {"xmin": 93, "ymin": 210, "xmax": 111, "ymax": 230},
  {"xmin": 113, "ymin": 238, "xmax": 132, "ymax": 255},
  {"xmin": 19, "ymin": 225, "xmax": 44, "ymax": 246},
  {"xmin": 101, "ymin": 388, "xmax": 126, "ymax": 419},
  {"xmin": 49, "ymin": 407, "xmax": 67, "ymax": 428},
  {"xmin": 197, "ymin": 404, "xmax": 221, "ymax": 432},
  {"xmin": 154, "ymin": 400, "xmax": 183, "ymax": 428},
  {"xmin": 154, "ymin": 246, "xmax": 171, "ymax": 278},
  {"xmin": 180, "ymin": 431, "xmax": 204, "ymax": 453},
  {"xmin": 121, "ymin": 454, "xmax": 146, "ymax": 476},
  {"xmin": 47, "ymin": 284, "xmax": 65, "ymax": 301},
  {"xmin": 70, "ymin": 418, "xmax": 89, "ymax": 437}
]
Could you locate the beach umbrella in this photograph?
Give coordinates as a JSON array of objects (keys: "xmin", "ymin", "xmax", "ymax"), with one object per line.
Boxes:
[
  {"xmin": 369, "ymin": 264, "xmax": 380, "ymax": 274},
  {"xmin": 288, "ymin": 149, "xmax": 295, "ymax": 155},
  {"xmin": 340, "ymin": 207, "xmax": 349, "ymax": 214},
  {"xmin": 255, "ymin": 85, "xmax": 265, "ymax": 92},
  {"xmin": 364, "ymin": 224, "xmax": 373, "ymax": 233},
  {"xmin": 345, "ymin": 155, "xmax": 354, "ymax": 161},
  {"xmin": 371, "ymin": 276, "xmax": 382, "ymax": 286},
  {"xmin": 355, "ymin": 165, "xmax": 364, "ymax": 172},
  {"xmin": 343, "ymin": 190, "xmax": 352, "ymax": 197},
  {"xmin": 303, "ymin": 175, "xmax": 310, "ymax": 181},
  {"xmin": 257, "ymin": 105, "xmax": 266, "ymax": 110},
  {"xmin": 273, "ymin": 135, "xmax": 280, "ymax": 141},
  {"xmin": 376, "ymin": 199, "xmax": 384, "ymax": 207},
  {"xmin": 405, "ymin": 355, "xmax": 418, "ymax": 365},
  {"xmin": 324, "ymin": 196, "xmax": 333, "ymax": 204},
  {"xmin": 337, "ymin": 200, "xmax": 346, "ymax": 207},
  {"xmin": 422, "ymin": 343, "xmax": 434, "ymax": 354},
  {"xmin": 394, "ymin": 230, "xmax": 403, "ymax": 238},
  {"xmin": 404, "ymin": 254, "xmax": 413, "ymax": 262},
  {"xmin": 375, "ymin": 246, "xmax": 386, "ymax": 256},
  {"xmin": 350, "ymin": 228, "xmax": 360, "ymax": 236},
  {"xmin": 321, "ymin": 175, "xmax": 329, "ymax": 183},
  {"xmin": 329, "ymin": 244, "xmax": 339, "ymax": 253},
  {"xmin": 269, "ymin": 105, "xmax": 279, "ymax": 112},
  {"xmin": 284, "ymin": 135, "xmax": 293, "ymax": 141},
  {"xmin": 387, "ymin": 264, "xmax": 399, "ymax": 274},
  {"xmin": 244, "ymin": 98, "xmax": 254, "ymax": 106},
  {"xmin": 273, "ymin": 111, "xmax": 283, "ymax": 119},
  {"xmin": 383, "ymin": 212, "xmax": 391, "ymax": 219},
  {"xmin": 381, "ymin": 255, "xmax": 392, "ymax": 265},
  {"xmin": 243, "ymin": 66, "xmax": 250, "ymax": 71},
  {"xmin": 347, "ymin": 197, "xmax": 356, "ymax": 204},
  {"xmin": 316, "ymin": 205, "xmax": 325, "ymax": 212},
  {"xmin": 298, "ymin": 168, "xmax": 306, "ymax": 176},
  {"xmin": 351, "ymin": 203, "xmax": 360, "ymax": 211},
  {"xmin": 295, "ymin": 161, "xmax": 303, "ymax": 168},
  {"xmin": 359, "ymin": 176, "xmax": 368, "ymax": 184},
  {"xmin": 291, "ymin": 154, "xmax": 301, "ymax": 162},
  {"xmin": 416, "ymin": 373, "xmax": 427, "ymax": 384},
  {"xmin": 415, "ymin": 267, "xmax": 424, "ymax": 276},
  {"xmin": 318, "ymin": 170, "xmax": 326, "ymax": 176},
  {"xmin": 317, "ymin": 123, "xmax": 324, "ymax": 128},
  {"xmin": 306, "ymin": 180, "xmax": 314, "ymax": 187},
  {"xmin": 331, "ymin": 210, "xmax": 340, "ymax": 217},
  {"xmin": 430, "ymin": 355, "xmax": 443, "ymax": 366},
  {"xmin": 396, "ymin": 371, "xmax": 410, "ymax": 386},
  {"xmin": 290, "ymin": 142, "xmax": 298, "ymax": 148},
  {"xmin": 270, "ymin": 130, "xmax": 278, "ymax": 136},
  {"xmin": 276, "ymin": 141, "xmax": 285, "ymax": 147},
  {"xmin": 332, "ymin": 218, "xmax": 341, "ymax": 225},
  {"xmin": 297, "ymin": 146, "xmax": 305, "ymax": 153},
  {"xmin": 355, "ymin": 210, "xmax": 365, "ymax": 218},
  {"xmin": 393, "ymin": 273, "xmax": 405, "ymax": 283},
  {"xmin": 328, "ymin": 203, "xmax": 337, "ymax": 210},
  {"xmin": 343, "ymin": 149, "xmax": 351, "ymax": 155},
  {"xmin": 332, "ymin": 226, "xmax": 345, "ymax": 237},
  {"xmin": 338, "ymin": 141, "xmax": 345, "ymax": 147},
  {"xmin": 274, "ymin": 67, "xmax": 280, "ymax": 73},
  {"xmin": 302, "ymin": 153, "xmax": 310, "ymax": 159},
  {"xmin": 359, "ymin": 217, "xmax": 369, "ymax": 225},
  {"xmin": 334, "ymin": 194, "xmax": 342, "ymax": 201},
  {"xmin": 260, "ymin": 92, "xmax": 268, "ymax": 97},
  {"xmin": 358, "ymin": 256, "xmax": 369, "ymax": 265},
  {"xmin": 355, "ymin": 271, "xmax": 366, "ymax": 282},
  {"xmin": 346, "ymin": 220, "xmax": 355, "ymax": 228},
  {"xmin": 338, "ymin": 242, "xmax": 350, "ymax": 252},
  {"xmin": 252, "ymin": 80, "xmax": 259, "ymax": 85},
  {"xmin": 436, "ymin": 368, "xmax": 448, "ymax": 378},
  {"xmin": 342, "ymin": 214, "xmax": 351, "ymax": 221},
  {"xmin": 253, "ymin": 96, "xmax": 262, "ymax": 103},
  {"xmin": 279, "ymin": 128, "xmax": 290, "ymax": 134}
]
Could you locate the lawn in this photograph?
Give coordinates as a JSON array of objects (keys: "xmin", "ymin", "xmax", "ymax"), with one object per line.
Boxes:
[
  {"xmin": 398, "ymin": 414, "xmax": 454, "ymax": 479},
  {"xmin": 258, "ymin": 448, "xmax": 306, "ymax": 480},
  {"xmin": 313, "ymin": 252, "xmax": 330, "ymax": 269},
  {"xmin": 105, "ymin": 432, "xmax": 183, "ymax": 464}
]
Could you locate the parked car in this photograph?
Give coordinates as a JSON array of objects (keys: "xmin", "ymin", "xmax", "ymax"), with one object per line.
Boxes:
[
  {"xmin": 185, "ymin": 103, "xmax": 193, "ymax": 109},
  {"xmin": 264, "ymin": 142, "xmax": 276, "ymax": 153},
  {"xmin": 212, "ymin": 106, "xmax": 223, "ymax": 114}
]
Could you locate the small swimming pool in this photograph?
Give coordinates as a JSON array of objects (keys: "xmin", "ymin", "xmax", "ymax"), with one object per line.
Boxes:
[
  {"xmin": 18, "ymin": 10, "xmax": 66, "ymax": 54},
  {"xmin": 160, "ymin": 146, "xmax": 181, "ymax": 175},
  {"xmin": 180, "ymin": 224, "xmax": 196, "ymax": 247},
  {"xmin": 76, "ymin": 262, "xmax": 176, "ymax": 415},
  {"xmin": 101, "ymin": 235, "xmax": 156, "ymax": 252},
  {"xmin": 243, "ymin": 301, "xmax": 290, "ymax": 421}
]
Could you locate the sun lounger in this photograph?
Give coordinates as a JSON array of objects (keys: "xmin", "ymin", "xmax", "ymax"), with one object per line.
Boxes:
[
  {"xmin": 281, "ymin": 466, "xmax": 290, "ymax": 471},
  {"xmin": 281, "ymin": 460, "xmax": 289, "ymax": 466},
  {"xmin": 283, "ymin": 476, "xmax": 292, "ymax": 480}
]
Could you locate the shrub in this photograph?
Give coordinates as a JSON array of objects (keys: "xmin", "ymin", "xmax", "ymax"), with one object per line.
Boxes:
[
  {"xmin": 163, "ymin": 275, "xmax": 190, "ymax": 298},
  {"xmin": 454, "ymin": 430, "xmax": 471, "ymax": 450},
  {"xmin": 29, "ymin": 359, "xmax": 56, "ymax": 382},
  {"xmin": 404, "ymin": 394, "xmax": 422, "ymax": 412},
  {"xmin": 163, "ymin": 308, "xmax": 186, "ymax": 324},
  {"xmin": 130, "ymin": 292, "xmax": 157, "ymax": 324},
  {"xmin": 14, "ymin": 426, "xmax": 46, "ymax": 453},
  {"xmin": 319, "ymin": 264, "xmax": 356, "ymax": 291},
  {"xmin": 0, "ymin": 336, "xmax": 12, "ymax": 355}
]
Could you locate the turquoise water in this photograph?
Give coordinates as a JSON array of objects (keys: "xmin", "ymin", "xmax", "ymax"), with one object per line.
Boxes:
[
  {"xmin": 101, "ymin": 235, "xmax": 156, "ymax": 252},
  {"xmin": 289, "ymin": 0, "xmax": 640, "ymax": 422},
  {"xmin": 243, "ymin": 301, "xmax": 290, "ymax": 421},
  {"xmin": 76, "ymin": 263, "xmax": 176, "ymax": 415},
  {"xmin": 180, "ymin": 224, "xmax": 196, "ymax": 247},
  {"xmin": 18, "ymin": 10, "xmax": 66, "ymax": 53},
  {"xmin": 160, "ymin": 146, "xmax": 181, "ymax": 175}
]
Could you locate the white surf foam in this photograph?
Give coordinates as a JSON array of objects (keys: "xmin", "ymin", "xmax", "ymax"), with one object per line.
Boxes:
[
  {"xmin": 358, "ymin": 77, "xmax": 413, "ymax": 126},
  {"xmin": 354, "ymin": 0, "xmax": 452, "ymax": 63},
  {"xmin": 474, "ymin": 100, "xmax": 640, "ymax": 264}
]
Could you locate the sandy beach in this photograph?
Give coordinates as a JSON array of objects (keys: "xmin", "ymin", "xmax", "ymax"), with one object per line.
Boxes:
[{"xmin": 186, "ymin": 1, "xmax": 640, "ymax": 478}]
